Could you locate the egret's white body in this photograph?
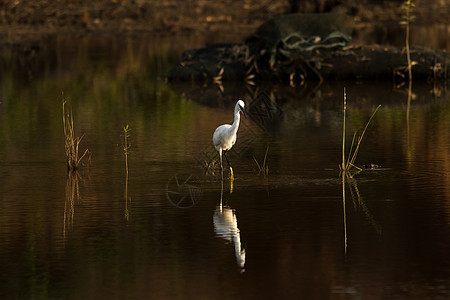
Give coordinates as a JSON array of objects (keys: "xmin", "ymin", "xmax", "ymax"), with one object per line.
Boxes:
[{"xmin": 212, "ymin": 100, "xmax": 245, "ymax": 175}]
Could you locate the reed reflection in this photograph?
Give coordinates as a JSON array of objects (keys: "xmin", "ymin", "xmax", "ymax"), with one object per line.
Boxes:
[
  {"xmin": 341, "ymin": 171, "xmax": 382, "ymax": 256},
  {"xmin": 341, "ymin": 174, "xmax": 348, "ymax": 255},
  {"xmin": 213, "ymin": 180, "xmax": 246, "ymax": 272},
  {"xmin": 64, "ymin": 171, "xmax": 81, "ymax": 239},
  {"xmin": 124, "ymin": 171, "xmax": 130, "ymax": 221},
  {"xmin": 123, "ymin": 125, "xmax": 131, "ymax": 221}
]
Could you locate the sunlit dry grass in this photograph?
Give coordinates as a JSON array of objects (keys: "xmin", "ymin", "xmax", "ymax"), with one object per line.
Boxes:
[
  {"xmin": 204, "ymin": 159, "xmax": 220, "ymax": 176},
  {"xmin": 253, "ymin": 146, "xmax": 269, "ymax": 177},
  {"xmin": 340, "ymin": 88, "xmax": 380, "ymax": 176},
  {"xmin": 63, "ymin": 100, "xmax": 90, "ymax": 171}
]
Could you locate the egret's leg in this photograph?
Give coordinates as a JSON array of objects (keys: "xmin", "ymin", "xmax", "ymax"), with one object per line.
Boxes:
[
  {"xmin": 223, "ymin": 151, "xmax": 231, "ymax": 168},
  {"xmin": 223, "ymin": 151, "xmax": 234, "ymax": 180},
  {"xmin": 219, "ymin": 149, "xmax": 223, "ymax": 179}
]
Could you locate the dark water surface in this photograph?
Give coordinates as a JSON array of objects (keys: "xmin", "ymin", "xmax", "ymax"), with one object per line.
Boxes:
[{"xmin": 0, "ymin": 35, "xmax": 449, "ymax": 299}]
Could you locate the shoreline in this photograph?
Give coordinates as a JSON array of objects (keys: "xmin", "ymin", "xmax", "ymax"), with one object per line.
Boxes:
[{"xmin": 1, "ymin": 0, "xmax": 448, "ymax": 49}]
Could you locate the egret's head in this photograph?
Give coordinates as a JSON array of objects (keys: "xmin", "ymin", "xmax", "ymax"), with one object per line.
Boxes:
[{"xmin": 237, "ymin": 99, "xmax": 246, "ymax": 118}]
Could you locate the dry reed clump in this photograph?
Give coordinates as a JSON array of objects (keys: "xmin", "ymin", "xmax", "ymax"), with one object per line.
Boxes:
[
  {"xmin": 340, "ymin": 88, "xmax": 380, "ymax": 176},
  {"xmin": 204, "ymin": 159, "xmax": 219, "ymax": 176},
  {"xmin": 253, "ymin": 146, "xmax": 269, "ymax": 177},
  {"xmin": 63, "ymin": 101, "xmax": 90, "ymax": 171}
]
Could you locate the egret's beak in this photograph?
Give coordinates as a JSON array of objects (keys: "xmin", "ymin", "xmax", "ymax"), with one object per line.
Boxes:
[{"xmin": 240, "ymin": 107, "xmax": 247, "ymax": 119}]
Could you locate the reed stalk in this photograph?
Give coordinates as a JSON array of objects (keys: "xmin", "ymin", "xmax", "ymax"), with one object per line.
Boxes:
[
  {"xmin": 347, "ymin": 105, "xmax": 381, "ymax": 169},
  {"xmin": 123, "ymin": 125, "xmax": 131, "ymax": 176},
  {"xmin": 340, "ymin": 89, "xmax": 380, "ymax": 175},
  {"xmin": 123, "ymin": 125, "xmax": 131, "ymax": 221},
  {"xmin": 253, "ymin": 146, "xmax": 269, "ymax": 177},
  {"xmin": 400, "ymin": 0, "xmax": 415, "ymax": 84},
  {"xmin": 341, "ymin": 88, "xmax": 347, "ymax": 171},
  {"xmin": 63, "ymin": 101, "xmax": 90, "ymax": 171}
]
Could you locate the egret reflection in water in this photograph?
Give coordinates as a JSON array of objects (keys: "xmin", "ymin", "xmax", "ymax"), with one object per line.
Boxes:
[{"xmin": 213, "ymin": 181, "xmax": 246, "ymax": 271}]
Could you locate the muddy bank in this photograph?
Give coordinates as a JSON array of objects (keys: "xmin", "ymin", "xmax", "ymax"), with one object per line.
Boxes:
[
  {"xmin": 1, "ymin": 0, "xmax": 448, "ymax": 84},
  {"xmin": 168, "ymin": 42, "xmax": 449, "ymax": 83},
  {"xmin": 1, "ymin": 0, "xmax": 448, "ymax": 47},
  {"xmin": 167, "ymin": 13, "xmax": 449, "ymax": 83}
]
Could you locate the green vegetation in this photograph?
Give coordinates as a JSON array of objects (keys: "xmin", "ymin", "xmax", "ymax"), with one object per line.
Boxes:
[{"xmin": 400, "ymin": 0, "xmax": 416, "ymax": 84}]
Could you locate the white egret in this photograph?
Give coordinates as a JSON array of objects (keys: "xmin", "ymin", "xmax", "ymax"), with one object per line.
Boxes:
[{"xmin": 212, "ymin": 99, "xmax": 246, "ymax": 178}]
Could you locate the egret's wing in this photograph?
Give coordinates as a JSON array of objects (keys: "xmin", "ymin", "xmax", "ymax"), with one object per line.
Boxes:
[{"xmin": 213, "ymin": 124, "xmax": 232, "ymax": 148}]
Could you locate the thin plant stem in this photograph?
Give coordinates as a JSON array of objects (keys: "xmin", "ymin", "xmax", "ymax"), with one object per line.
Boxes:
[
  {"xmin": 253, "ymin": 146, "xmax": 269, "ymax": 176},
  {"xmin": 123, "ymin": 125, "xmax": 130, "ymax": 177},
  {"xmin": 348, "ymin": 105, "xmax": 381, "ymax": 167},
  {"xmin": 340, "ymin": 88, "xmax": 380, "ymax": 174},
  {"xmin": 263, "ymin": 146, "xmax": 269, "ymax": 170},
  {"xmin": 406, "ymin": 18, "xmax": 412, "ymax": 84},
  {"xmin": 346, "ymin": 132, "xmax": 357, "ymax": 170},
  {"xmin": 123, "ymin": 125, "xmax": 131, "ymax": 221},
  {"xmin": 341, "ymin": 88, "xmax": 347, "ymax": 171},
  {"xmin": 253, "ymin": 157, "xmax": 262, "ymax": 171},
  {"xmin": 401, "ymin": 0, "xmax": 415, "ymax": 83}
]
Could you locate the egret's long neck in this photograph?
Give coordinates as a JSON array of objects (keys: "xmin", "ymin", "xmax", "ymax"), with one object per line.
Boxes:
[{"xmin": 231, "ymin": 110, "xmax": 241, "ymax": 133}]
